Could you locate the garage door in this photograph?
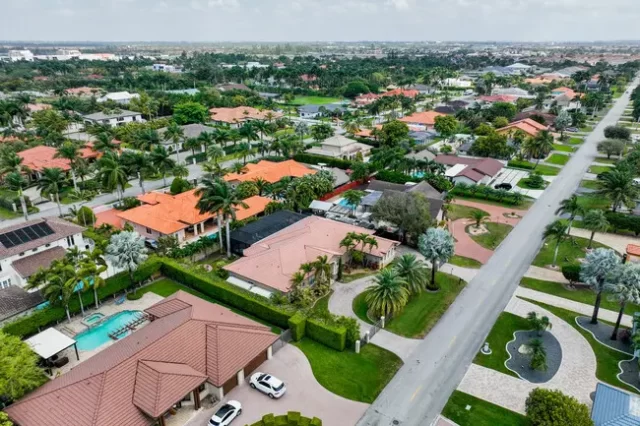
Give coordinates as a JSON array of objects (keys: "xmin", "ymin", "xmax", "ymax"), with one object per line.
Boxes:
[
  {"xmin": 244, "ymin": 350, "xmax": 268, "ymax": 376},
  {"xmin": 222, "ymin": 375, "xmax": 238, "ymax": 395}
]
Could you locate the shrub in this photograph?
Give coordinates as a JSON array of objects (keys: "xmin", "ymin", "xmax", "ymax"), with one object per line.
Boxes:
[
  {"xmin": 288, "ymin": 312, "xmax": 306, "ymax": 341},
  {"xmin": 561, "ymin": 264, "xmax": 581, "ymax": 283},
  {"xmin": 169, "ymin": 177, "xmax": 192, "ymax": 195},
  {"xmin": 450, "ymin": 185, "xmax": 521, "ymax": 206},
  {"xmin": 507, "ymin": 159, "xmax": 536, "ymax": 170},
  {"xmin": 525, "ymin": 388, "xmax": 593, "ymax": 426},
  {"xmin": 527, "ymin": 172, "xmax": 545, "ymax": 189},
  {"xmin": 605, "ymin": 211, "xmax": 640, "ymax": 236},
  {"xmin": 126, "ymin": 292, "xmax": 143, "ymax": 301},
  {"xmin": 76, "ymin": 206, "xmax": 96, "ymax": 226},
  {"xmin": 293, "ymin": 153, "xmax": 352, "ymax": 170},
  {"xmin": 306, "ymin": 318, "xmax": 347, "ymax": 351},
  {"xmin": 619, "ymin": 328, "xmax": 632, "ymax": 343},
  {"xmin": 115, "ymin": 197, "xmax": 142, "ymax": 211},
  {"xmin": 247, "ymin": 413, "xmax": 321, "ymax": 426}
]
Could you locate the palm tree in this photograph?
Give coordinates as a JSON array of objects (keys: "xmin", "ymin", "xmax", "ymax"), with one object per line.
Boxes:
[
  {"xmin": 54, "ymin": 142, "xmax": 81, "ymax": 191},
  {"xmin": 238, "ymin": 122, "xmax": 258, "ymax": 145},
  {"xmin": 555, "ymin": 195, "xmax": 584, "ymax": 234},
  {"xmin": 581, "ymin": 248, "xmax": 621, "ymax": 324},
  {"xmin": 312, "ymin": 255, "xmax": 332, "ymax": 290},
  {"xmin": 106, "ymin": 231, "xmax": 148, "ymax": 293},
  {"xmin": 341, "ymin": 190, "xmax": 366, "ymax": 216},
  {"xmin": 5, "ymin": 172, "xmax": 29, "ymax": 221},
  {"xmin": 183, "ymin": 137, "xmax": 201, "ymax": 164},
  {"xmin": 41, "ymin": 270, "xmax": 75, "ymax": 322},
  {"xmin": 543, "ymin": 220, "xmax": 569, "ymax": 268},
  {"xmin": 83, "ymin": 247, "xmax": 108, "ymax": 308},
  {"xmin": 196, "ymin": 178, "xmax": 248, "ymax": 257},
  {"xmin": 93, "ymin": 132, "xmax": 118, "ymax": 153},
  {"xmin": 365, "ymin": 268, "xmax": 409, "ymax": 318},
  {"xmin": 526, "ymin": 311, "xmax": 552, "ymax": 336},
  {"xmin": 172, "ymin": 164, "xmax": 189, "ymax": 179},
  {"xmin": 294, "ymin": 122, "xmax": 308, "ymax": 143},
  {"xmin": 339, "ymin": 234, "xmax": 357, "ymax": 268},
  {"xmin": 582, "ymin": 210, "xmax": 609, "ymax": 249},
  {"xmin": 528, "ymin": 338, "xmax": 547, "ymax": 371},
  {"xmin": 134, "ymin": 128, "xmax": 160, "ymax": 151},
  {"xmin": 418, "ymin": 228, "xmax": 455, "ymax": 290},
  {"xmin": 37, "ymin": 167, "xmax": 67, "ymax": 216},
  {"xmin": 207, "ymin": 144, "xmax": 225, "ymax": 165},
  {"xmin": 392, "ymin": 254, "xmax": 427, "ymax": 294},
  {"xmin": 605, "ymin": 263, "xmax": 640, "ymax": 340},
  {"xmin": 253, "ymin": 177, "xmax": 269, "ymax": 196},
  {"xmin": 0, "ymin": 151, "xmax": 29, "ymax": 176},
  {"xmin": 97, "ymin": 152, "xmax": 128, "ymax": 201},
  {"xmin": 470, "ymin": 210, "xmax": 487, "ymax": 229},
  {"xmin": 597, "ymin": 167, "xmax": 640, "ymax": 212},
  {"xmin": 150, "ymin": 145, "xmax": 176, "ymax": 187},
  {"xmin": 122, "ymin": 151, "xmax": 153, "ymax": 194},
  {"xmin": 198, "ymin": 131, "xmax": 215, "ymax": 161},
  {"xmin": 231, "ymin": 162, "xmax": 246, "ymax": 174},
  {"xmin": 253, "ymin": 120, "xmax": 270, "ymax": 147},
  {"xmin": 163, "ymin": 121, "xmax": 184, "ymax": 163},
  {"xmin": 532, "ymin": 130, "xmax": 554, "ymax": 167},
  {"xmin": 213, "ymin": 128, "xmax": 231, "ymax": 148},
  {"xmin": 237, "ymin": 142, "xmax": 254, "ymax": 164}
]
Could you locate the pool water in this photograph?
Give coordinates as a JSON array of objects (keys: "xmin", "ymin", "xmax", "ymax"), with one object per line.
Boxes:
[
  {"xmin": 82, "ymin": 313, "xmax": 105, "ymax": 327},
  {"xmin": 75, "ymin": 310, "xmax": 144, "ymax": 351},
  {"xmin": 337, "ymin": 198, "xmax": 355, "ymax": 208}
]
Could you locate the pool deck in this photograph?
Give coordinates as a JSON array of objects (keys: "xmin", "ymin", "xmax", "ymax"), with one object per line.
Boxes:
[{"xmin": 53, "ymin": 292, "xmax": 164, "ymax": 375}]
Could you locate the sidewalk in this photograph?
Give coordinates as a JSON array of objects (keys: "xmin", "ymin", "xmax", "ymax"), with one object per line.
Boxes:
[{"xmin": 570, "ymin": 227, "xmax": 636, "ymax": 255}]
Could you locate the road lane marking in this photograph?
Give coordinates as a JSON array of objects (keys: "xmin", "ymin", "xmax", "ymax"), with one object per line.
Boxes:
[{"xmin": 410, "ymin": 385, "xmax": 422, "ymax": 401}]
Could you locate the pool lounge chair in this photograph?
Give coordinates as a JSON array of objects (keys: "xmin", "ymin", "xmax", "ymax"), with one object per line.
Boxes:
[{"xmin": 115, "ymin": 296, "xmax": 125, "ymax": 305}]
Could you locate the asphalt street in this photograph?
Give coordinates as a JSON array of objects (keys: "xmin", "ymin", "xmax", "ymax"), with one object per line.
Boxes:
[{"xmin": 356, "ymin": 78, "xmax": 640, "ymax": 426}]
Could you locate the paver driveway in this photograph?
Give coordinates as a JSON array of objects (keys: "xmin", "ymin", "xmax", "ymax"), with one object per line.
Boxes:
[{"xmin": 184, "ymin": 344, "xmax": 368, "ymax": 426}]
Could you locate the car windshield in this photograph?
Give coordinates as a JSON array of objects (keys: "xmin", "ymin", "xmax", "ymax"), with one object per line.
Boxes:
[
  {"xmin": 214, "ymin": 404, "xmax": 233, "ymax": 418},
  {"xmin": 273, "ymin": 382, "xmax": 284, "ymax": 391}
]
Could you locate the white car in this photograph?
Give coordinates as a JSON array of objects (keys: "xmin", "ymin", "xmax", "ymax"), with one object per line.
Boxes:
[
  {"xmin": 249, "ymin": 372, "xmax": 287, "ymax": 399},
  {"xmin": 208, "ymin": 400, "xmax": 242, "ymax": 426}
]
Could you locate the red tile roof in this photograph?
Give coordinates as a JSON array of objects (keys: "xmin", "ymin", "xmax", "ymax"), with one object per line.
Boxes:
[
  {"xmin": 209, "ymin": 107, "xmax": 282, "ymax": 124},
  {"xmin": 497, "ymin": 118, "xmax": 548, "ymax": 138},
  {"xmin": 434, "ymin": 155, "xmax": 504, "ymax": 179},
  {"xmin": 223, "ymin": 160, "xmax": 315, "ymax": 184},
  {"xmin": 381, "ymin": 88, "xmax": 419, "ymax": 98},
  {"xmin": 18, "ymin": 146, "xmax": 71, "ymax": 172},
  {"xmin": 627, "ymin": 244, "xmax": 640, "ymax": 257},
  {"xmin": 477, "ymin": 95, "xmax": 518, "ymax": 103},
  {"xmin": 6, "ymin": 291, "xmax": 278, "ymax": 426},
  {"xmin": 399, "ymin": 110, "xmax": 446, "ymax": 126}
]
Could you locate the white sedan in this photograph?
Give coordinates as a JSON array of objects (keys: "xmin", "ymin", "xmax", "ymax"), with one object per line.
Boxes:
[
  {"xmin": 208, "ymin": 400, "xmax": 242, "ymax": 426},
  {"xmin": 249, "ymin": 372, "xmax": 287, "ymax": 399}
]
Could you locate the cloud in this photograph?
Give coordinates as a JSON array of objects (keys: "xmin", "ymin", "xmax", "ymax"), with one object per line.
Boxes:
[{"xmin": 387, "ymin": 0, "xmax": 410, "ymax": 10}]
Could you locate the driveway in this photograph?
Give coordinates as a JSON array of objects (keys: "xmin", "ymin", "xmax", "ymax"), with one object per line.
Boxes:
[
  {"xmin": 491, "ymin": 167, "xmax": 547, "ymax": 200},
  {"xmin": 184, "ymin": 344, "xmax": 368, "ymax": 426}
]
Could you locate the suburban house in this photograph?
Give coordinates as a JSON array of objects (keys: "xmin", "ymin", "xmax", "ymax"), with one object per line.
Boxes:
[
  {"xmin": 223, "ymin": 159, "xmax": 316, "ymax": 185},
  {"xmin": 297, "ymin": 103, "xmax": 347, "ymax": 118},
  {"xmin": 97, "ymin": 91, "xmax": 139, "ymax": 105},
  {"xmin": 0, "ymin": 217, "xmax": 85, "ymax": 290},
  {"xmin": 547, "ymin": 86, "xmax": 582, "ymax": 110},
  {"xmin": 399, "ymin": 110, "xmax": 446, "ymax": 130},
  {"xmin": 476, "ymin": 95, "xmax": 518, "ymax": 105},
  {"xmin": 493, "ymin": 88, "xmax": 534, "ymax": 98},
  {"xmin": 496, "ymin": 118, "xmax": 549, "ymax": 139},
  {"xmin": 626, "ymin": 244, "xmax": 640, "ymax": 263},
  {"xmin": 305, "ymin": 134, "xmax": 372, "ymax": 161},
  {"xmin": 83, "ymin": 110, "xmax": 143, "ymax": 128},
  {"xmin": 157, "ymin": 123, "xmax": 215, "ymax": 153},
  {"xmin": 364, "ymin": 180, "xmax": 444, "ymax": 221},
  {"xmin": 590, "ymin": 383, "xmax": 640, "ymax": 425},
  {"xmin": 209, "ymin": 106, "xmax": 282, "ymax": 128},
  {"xmin": 354, "ymin": 93, "xmax": 379, "ymax": 106},
  {"xmin": 5, "ymin": 291, "xmax": 279, "ymax": 426},
  {"xmin": 115, "ymin": 189, "xmax": 271, "ymax": 245},
  {"xmin": 216, "ymin": 83, "xmax": 251, "ymax": 92},
  {"xmin": 18, "ymin": 145, "xmax": 102, "ymax": 180},
  {"xmin": 224, "ymin": 216, "xmax": 398, "ymax": 297},
  {"xmin": 229, "ymin": 210, "xmax": 308, "ymax": 256},
  {"xmin": 435, "ymin": 100, "xmax": 470, "ymax": 115},
  {"xmin": 381, "ymin": 88, "xmax": 419, "ymax": 98},
  {"xmin": 435, "ymin": 155, "xmax": 504, "ymax": 185},
  {"xmin": 442, "ymin": 78, "xmax": 473, "ymax": 88},
  {"xmin": 513, "ymin": 111, "xmax": 557, "ymax": 126}
]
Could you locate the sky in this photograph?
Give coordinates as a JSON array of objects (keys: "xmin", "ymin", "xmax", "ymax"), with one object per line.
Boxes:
[{"xmin": 2, "ymin": 0, "xmax": 640, "ymax": 42}]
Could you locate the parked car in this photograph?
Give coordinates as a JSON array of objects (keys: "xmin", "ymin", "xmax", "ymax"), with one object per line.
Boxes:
[
  {"xmin": 249, "ymin": 372, "xmax": 287, "ymax": 399},
  {"xmin": 494, "ymin": 183, "xmax": 512, "ymax": 190},
  {"xmin": 208, "ymin": 401, "xmax": 242, "ymax": 426},
  {"xmin": 566, "ymin": 127, "xmax": 579, "ymax": 132}
]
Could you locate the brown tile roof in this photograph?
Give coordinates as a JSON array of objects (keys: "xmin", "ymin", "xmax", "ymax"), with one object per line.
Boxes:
[
  {"xmin": 223, "ymin": 160, "xmax": 315, "ymax": 184},
  {"xmin": 11, "ymin": 246, "xmax": 66, "ymax": 278},
  {"xmin": 627, "ymin": 244, "xmax": 640, "ymax": 257},
  {"xmin": 209, "ymin": 107, "xmax": 281, "ymax": 124},
  {"xmin": 132, "ymin": 360, "xmax": 207, "ymax": 418},
  {"xmin": 0, "ymin": 285, "xmax": 44, "ymax": 322},
  {"xmin": 434, "ymin": 155, "xmax": 504, "ymax": 179},
  {"xmin": 6, "ymin": 291, "xmax": 278, "ymax": 426},
  {"xmin": 0, "ymin": 218, "xmax": 84, "ymax": 260}
]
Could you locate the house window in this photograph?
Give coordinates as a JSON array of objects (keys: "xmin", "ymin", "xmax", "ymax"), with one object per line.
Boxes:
[
  {"xmin": 146, "ymin": 227, "xmax": 152, "ymax": 234},
  {"xmin": 0, "ymin": 263, "xmax": 3, "ymax": 272},
  {"xmin": 66, "ymin": 236, "xmax": 74, "ymax": 246}
]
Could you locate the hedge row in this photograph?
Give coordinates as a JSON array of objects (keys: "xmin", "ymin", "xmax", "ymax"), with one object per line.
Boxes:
[
  {"xmin": 450, "ymin": 185, "xmax": 522, "ymax": 206},
  {"xmin": 605, "ymin": 211, "xmax": 640, "ymax": 236},
  {"xmin": 305, "ymin": 318, "xmax": 347, "ymax": 351},
  {"xmin": 2, "ymin": 259, "xmax": 162, "ymax": 338},
  {"xmin": 293, "ymin": 153, "xmax": 353, "ymax": 170},
  {"xmin": 375, "ymin": 169, "xmax": 414, "ymax": 184},
  {"xmin": 248, "ymin": 412, "xmax": 322, "ymax": 426},
  {"xmin": 561, "ymin": 264, "xmax": 581, "ymax": 283},
  {"xmin": 0, "ymin": 194, "xmax": 32, "ymax": 212},
  {"xmin": 288, "ymin": 312, "xmax": 306, "ymax": 342},
  {"xmin": 507, "ymin": 159, "xmax": 536, "ymax": 170}
]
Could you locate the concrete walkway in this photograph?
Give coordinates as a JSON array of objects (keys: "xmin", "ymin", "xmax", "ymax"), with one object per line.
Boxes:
[
  {"xmin": 458, "ymin": 296, "xmax": 599, "ymax": 414},
  {"xmin": 524, "ymin": 265, "xmax": 568, "ymax": 283},
  {"xmin": 570, "ymin": 227, "xmax": 637, "ymax": 255}
]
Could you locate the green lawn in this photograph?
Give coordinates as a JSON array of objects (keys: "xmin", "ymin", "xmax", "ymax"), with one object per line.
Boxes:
[
  {"xmin": 453, "ymin": 195, "xmax": 534, "ymax": 209},
  {"xmin": 580, "ymin": 179, "xmax": 601, "ymax": 190},
  {"xmin": 290, "ymin": 96, "xmax": 343, "ymax": 105},
  {"xmin": 443, "ymin": 391, "xmax": 531, "ymax": 426},
  {"xmin": 468, "ymin": 222, "xmax": 513, "ymax": 250},
  {"xmin": 577, "ymin": 194, "xmax": 611, "ymax": 210},
  {"xmin": 594, "ymin": 157, "xmax": 620, "ymax": 164},
  {"xmin": 580, "ymin": 126, "xmax": 594, "ymax": 132},
  {"xmin": 354, "ymin": 272, "xmax": 467, "ymax": 338},
  {"xmin": 138, "ymin": 278, "xmax": 282, "ymax": 333},
  {"xmin": 589, "ymin": 165, "xmax": 614, "ymax": 175},
  {"xmin": 293, "ymin": 338, "xmax": 402, "ymax": 403},
  {"xmin": 473, "ymin": 312, "xmax": 530, "ymax": 377},
  {"xmin": 552, "ymin": 144, "xmax": 574, "ymax": 153},
  {"xmin": 546, "ymin": 153, "xmax": 570, "ymax": 166},
  {"xmin": 0, "ymin": 207, "xmax": 22, "ymax": 219},
  {"xmin": 521, "ymin": 298, "xmax": 637, "ymax": 394},
  {"xmin": 520, "ymin": 277, "xmax": 640, "ymax": 316},
  {"xmin": 567, "ymin": 137, "xmax": 584, "ymax": 145},
  {"xmin": 449, "ymin": 255, "xmax": 483, "ymax": 269},
  {"xmin": 532, "ymin": 235, "xmax": 609, "ymax": 269},
  {"xmin": 513, "ymin": 163, "xmax": 561, "ymax": 176},
  {"xmin": 448, "ymin": 204, "xmax": 489, "ymax": 221},
  {"xmin": 340, "ymin": 269, "xmax": 378, "ymax": 283},
  {"xmin": 517, "ymin": 179, "xmax": 547, "ymax": 190}
]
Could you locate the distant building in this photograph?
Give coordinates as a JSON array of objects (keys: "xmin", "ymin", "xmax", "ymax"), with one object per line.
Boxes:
[
  {"xmin": 151, "ymin": 64, "xmax": 182, "ymax": 73},
  {"xmin": 435, "ymin": 155, "xmax": 505, "ymax": 185},
  {"xmin": 216, "ymin": 83, "xmax": 251, "ymax": 92},
  {"xmin": 399, "ymin": 110, "xmax": 447, "ymax": 130},
  {"xmin": 305, "ymin": 134, "xmax": 372, "ymax": 160},
  {"xmin": 8, "ymin": 50, "xmax": 34, "ymax": 62},
  {"xmin": 83, "ymin": 109, "xmax": 143, "ymax": 128},
  {"xmin": 223, "ymin": 160, "xmax": 315, "ymax": 185},
  {"xmin": 297, "ymin": 103, "xmax": 347, "ymax": 118},
  {"xmin": 97, "ymin": 91, "xmax": 140, "ymax": 105},
  {"xmin": 442, "ymin": 78, "xmax": 473, "ymax": 88},
  {"xmin": 209, "ymin": 106, "xmax": 282, "ymax": 128},
  {"xmin": 496, "ymin": 118, "xmax": 548, "ymax": 139},
  {"xmin": 56, "ymin": 48, "xmax": 81, "ymax": 56}
]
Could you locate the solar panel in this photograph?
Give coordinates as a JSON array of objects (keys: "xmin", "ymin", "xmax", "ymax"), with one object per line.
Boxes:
[
  {"xmin": 0, "ymin": 234, "xmax": 14, "ymax": 248},
  {"xmin": 0, "ymin": 222, "xmax": 56, "ymax": 249},
  {"xmin": 23, "ymin": 226, "xmax": 39, "ymax": 240},
  {"xmin": 14, "ymin": 229, "xmax": 30, "ymax": 244}
]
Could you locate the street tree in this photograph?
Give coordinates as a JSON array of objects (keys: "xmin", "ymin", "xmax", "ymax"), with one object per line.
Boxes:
[
  {"xmin": 580, "ymin": 248, "xmax": 621, "ymax": 324},
  {"xmin": 542, "ymin": 220, "xmax": 568, "ymax": 267},
  {"xmin": 597, "ymin": 139, "xmax": 625, "ymax": 159},
  {"xmin": 605, "ymin": 263, "xmax": 640, "ymax": 340},
  {"xmin": 582, "ymin": 210, "xmax": 609, "ymax": 249},
  {"xmin": 418, "ymin": 228, "xmax": 455, "ymax": 290},
  {"xmin": 365, "ymin": 268, "xmax": 409, "ymax": 318}
]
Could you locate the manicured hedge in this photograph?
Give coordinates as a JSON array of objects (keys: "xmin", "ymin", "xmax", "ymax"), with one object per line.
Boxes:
[
  {"xmin": 375, "ymin": 170, "xmax": 415, "ymax": 184},
  {"xmin": 450, "ymin": 184, "xmax": 522, "ymax": 206},
  {"xmin": 306, "ymin": 318, "xmax": 347, "ymax": 351},
  {"xmin": 605, "ymin": 211, "xmax": 640, "ymax": 236},
  {"xmin": 561, "ymin": 264, "xmax": 581, "ymax": 283},
  {"xmin": 247, "ymin": 412, "xmax": 322, "ymax": 426},
  {"xmin": 288, "ymin": 312, "xmax": 306, "ymax": 341},
  {"xmin": 507, "ymin": 159, "xmax": 536, "ymax": 170},
  {"xmin": 293, "ymin": 153, "xmax": 352, "ymax": 170}
]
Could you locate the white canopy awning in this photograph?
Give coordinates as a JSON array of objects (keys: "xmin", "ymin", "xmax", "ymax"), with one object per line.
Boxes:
[
  {"xmin": 25, "ymin": 327, "xmax": 77, "ymax": 360},
  {"xmin": 309, "ymin": 200, "xmax": 333, "ymax": 211}
]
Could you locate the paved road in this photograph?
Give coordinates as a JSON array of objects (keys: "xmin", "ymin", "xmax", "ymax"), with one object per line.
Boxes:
[{"xmin": 356, "ymin": 77, "xmax": 640, "ymax": 426}]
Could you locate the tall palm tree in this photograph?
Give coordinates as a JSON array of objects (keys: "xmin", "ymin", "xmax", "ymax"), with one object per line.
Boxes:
[
  {"xmin": 532, "ymin": 130, "xmax": 554, "ymax": 167},
  {"xmin": 121, "ymin": 151, "xmax": 153, "ymax": 194},
  {"xmin": 605, "ymin": 263, "xmax": 640, "ymax": 340},
  {"xmin": 392, "ymin": 254, "xmax": 427, "ymax": 294},
  {"xmin": 106, "ymin": 231, "xmax": 148, "ymax": 293},
  {"xmin": 172, "ymin": 164, "xmax": 189, "ymax": 178},
  {"xmin": 97, "ymin": 151, "xmax": 128, "ymax": 201},
  {"xmin": 5, "ymin": 172, "xmax": 29, "ymax": 221},
  {"xmin": 238, "ymin": 122, "xmax": 258, "ymax": 145},
  {"xmin": 312, "ymin": 255, "xmax": 332, "ymax": 289},
  {"xmin": 93, "ymin": 132, "xmax": 118, "ymax": 153},
  {"xmin": 341, "ymin": 190, "xmax": 366, "ymax": 216},
  {"xmin": 0, "ymin": 151, "xmax": 29, "ymax": 176},
  {"xmin": 253, "ymin": 177, "xmax": 269, "ymax": 196},
  {"xmin": 54, "ymin": 141, "xmax": 81, "ymax": 191},
  {"xmin": 253, "ymin": 120, "xmax": 270, "ymax": 147},
  {"xmin": 543, "ymin": 220, "xmax": 569, "ymax": 267},
  {"xmin": 84, "ymin": 247, "xmax": 108, "ymax": 308},
  {"xmin": 150, "ymin": 146, "xmax": 176, "ymax": 187},
  {"xmin": 555, "ymin": 195, "xmax": 584, "ymax": 234},
  {"xmin": 134, "ymin": 128, "xmax": 160, "ymax": 152},
  {"xmin": 37, "ymin": 167, "xmax": 67, "ymax": 216},
  {"xmin": 597, "ymin": 167, "xmax": 640, "ymax": 212},
  {"xmin": 365, "ymin": 268, "xmax": 409, "ymax": 318},
  {"xmin": 213, "ymin": 128, "xmax": 231, "ymax": 148},
  {"xmin": 41, "ymin": 270, "xmax": 75, "ymax": 322},
  {"xmin": 207, "ymin": 144, "xmax": 225, "ymax": 165},
  {"xmin": 581, "ymin": 248, "xmax": 620, "ymax": 324},
  {"xmin": 582, "ymin": 210, "xmax": 609, "ymax": 249},
  {"xmin": 183, "ymin": 137, "xmax": 201, "ymax": 164},
  {"xmin": 163, "ymin": 121, "xmax": 184, "ymax": 163},
  {"xmin": 195, "ymin": 178, "xmax": 248, "ymax": 257},
  {"xmin": 198, "ymin": 131, "xmax": 215, "ymax": 162},
  {"xmin": 237, "ymin": 142, "xmax": 254, "ymax": 164}
]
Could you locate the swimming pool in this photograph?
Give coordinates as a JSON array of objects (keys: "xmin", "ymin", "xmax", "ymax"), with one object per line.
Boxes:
[
  {"xmin": 337, "ymin": 198, "xmax": 355, "ymax": 208},
  {"xmin": 82, "ymin": 313, "xmax": 105, "ymax": 327},
  {"xmin": 75, "ymin": 310, "xmax": 144, "ymax": 351}
]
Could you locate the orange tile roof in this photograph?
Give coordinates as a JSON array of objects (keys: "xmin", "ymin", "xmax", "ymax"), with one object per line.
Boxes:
[
  {"xmin": 497, "ymin": 118, "xmax": 548, "ymax": 138},
  {"xmin": 18, "ymin": 146, "xmax": 70, "ymax": 172},
  {"xmin": 399, "ymin": 110, "xmax": 446, "ymax": 126},
  {"xmin": 118, "ymin": 190, "xmax": 271, "ymax": 235},
  {"xmin": 95, "ymin": 208, "xmax": 123, "ymax": 229},
  {"xmin": 627, "ymin": 244, "xmax": 640, "ymax": 257},
  {"xmin": 223, "ymin": 159, "xmax": 315, "ymax": 184},
  {"xmin": 209, "ymin": 106, "xmax": 282, "ymax": 124},
  {"xmin": 381, "ymin": 88, "xmax": 419, "ymax": 98},
  {"xmin": 65, "ymin": 86, "xmax": 98, "ymax": 96},
  {"xmin": 26, "ymin": 103, "xmax": 51, "ymax": 113}
]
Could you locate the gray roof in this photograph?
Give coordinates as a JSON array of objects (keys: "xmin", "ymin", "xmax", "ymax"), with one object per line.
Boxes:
[
  {"xmin": 405, "ymin": 150, "xmax": 436, "ymax": 161},
  {"xmin": 366, "ymin": 180, "xmax": 443, "ymax": 219},
  {"xmin": 83, "ymin": 109, "xmax": 140, "ymax": 121},
  {"xmin": 0, "ymin": 285, "xmax": 44, "ymax": 322},
  {"xmin": 591, "ymin": 383, "xmax": 640, "ymax": 425},
  {"xmin": 12, "ymin": 246, "xmax": 66, "ymax": 278},
  {"xmin": 0, "ymin": 218, "xmax": 84, "ymax": 260},
  {"xmin": 367, "ymin": 180, "xmax": 409, "ymax": 193},
  {"xmin": 407, "ymin": 181, "xmax": 443, "ymax": 200},
  {"xmin": 361, "ymin": 191, "xmax": 384, "ymax": 207},
  {"xmin": 164, "ymin": 88, "xmax": 199, "ymax": 95},
  {"xmin": 158, "ymin": 123, "xmax": 215, "ymax": 142},
  {"xmin": 329, "ymin": 167, "xmax": 350, "ymax": 187}
]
